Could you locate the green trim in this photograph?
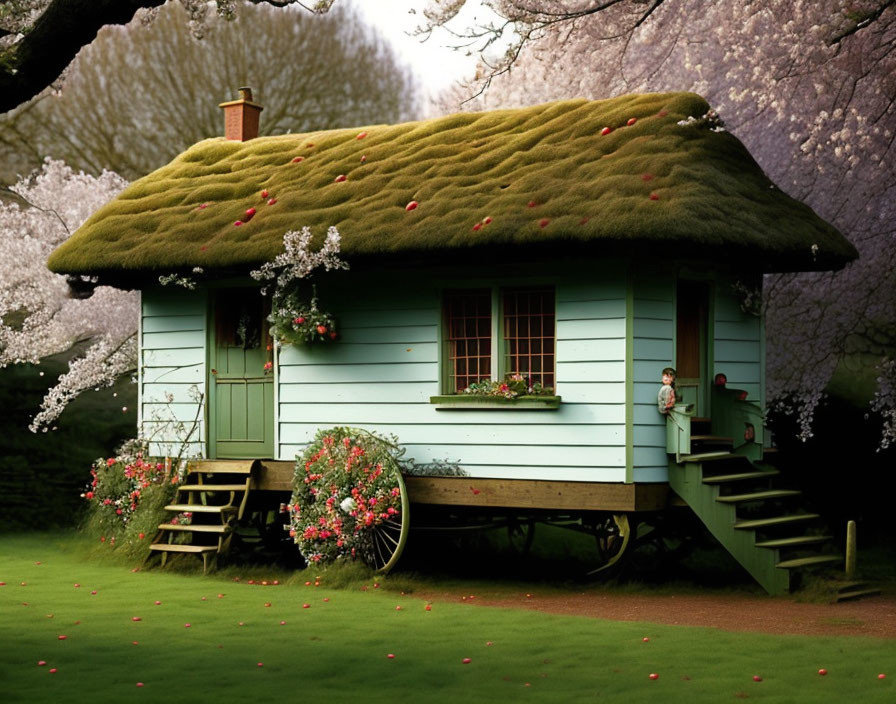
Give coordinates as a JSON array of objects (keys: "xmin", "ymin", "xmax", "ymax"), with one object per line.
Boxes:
[
  {"xmin": 205, "ymin": 293, "xmax": 217, "ymax": 459},
  {"xmin": 430, "ymin": 395, "xmax": 561, "ymax": 410},
  {"xmin": 624, "ymin": 265, "xmax": 634, "ymax": 483}
]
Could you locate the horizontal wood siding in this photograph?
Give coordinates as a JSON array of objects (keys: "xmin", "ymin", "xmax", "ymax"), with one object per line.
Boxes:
[
  {"xmin": 713, "ymin": 274, "xmax": 763, "ymax": 403},
  {"xmin": 141, "ymin": 287, "xmax": 206, "ymax": 458},
  {"xmin": 632, "ymin": 268, "xmax": 675, "ymax": 483},
  {"xmin": 276, "ymin": 263, "xmax": 628, "ymax": 483}
]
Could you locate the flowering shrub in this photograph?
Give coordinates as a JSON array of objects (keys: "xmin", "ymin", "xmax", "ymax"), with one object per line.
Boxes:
[
  {"xmin": 463, "ymin": 373, "xmax": 554, "ymax": 399},
  {"xmin": 288, "ymin": 427, "xmax": 405, "ymax": 568},
  {"xmin": 269, "ymin": 289, "xmax": 338, "ymax": 345},
  {"xmin": 82, "ymin": 439, "xmax": 184, "ymax": 555}
]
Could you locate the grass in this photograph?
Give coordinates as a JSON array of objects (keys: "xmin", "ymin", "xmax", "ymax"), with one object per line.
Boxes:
[{"xmin": 2, "ymin": 533, "xmax": 894, "ymax": 703}]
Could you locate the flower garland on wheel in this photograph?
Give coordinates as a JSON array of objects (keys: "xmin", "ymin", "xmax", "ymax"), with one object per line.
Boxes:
[{"xmin": 288, "ymin": 427, "xmax": 406, "ymax": 569}]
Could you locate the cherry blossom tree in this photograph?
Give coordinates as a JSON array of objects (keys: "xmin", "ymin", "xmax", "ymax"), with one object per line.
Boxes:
[
  {"xmin": 0, "ymin": 159, "xmax": 137, "ymax": 431},
  {"xmin": 1, "ymin": 1, "xmax": 417, "ymax": 181},
  {"xmin": 434, "ymin": 0, "xmax": 896, "ymax": 445},
  {"xmin": 0, "ymin": 0, "xmax": 339, "ymax": 114}
]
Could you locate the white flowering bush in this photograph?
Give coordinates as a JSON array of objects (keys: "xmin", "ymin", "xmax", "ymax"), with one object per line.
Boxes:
[{"xmin": 0, "ymin": 159, "xmax": 137, "ymax": 431}]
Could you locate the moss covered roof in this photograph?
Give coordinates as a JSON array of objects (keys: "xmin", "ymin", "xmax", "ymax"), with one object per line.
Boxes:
[{"xmin": 48, "ymin": 92, "xmax": 856, "ymax": 278}]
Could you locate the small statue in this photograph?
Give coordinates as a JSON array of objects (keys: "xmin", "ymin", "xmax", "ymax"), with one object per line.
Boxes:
[{"xmin": 658, "ymin": 367, "xmax": 677, "ymax": 414}]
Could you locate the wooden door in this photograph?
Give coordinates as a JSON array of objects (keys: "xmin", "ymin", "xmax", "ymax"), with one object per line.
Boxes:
[
  {"xmin": 676, "ymin": 280, "xmax": 710, "ymax": 415},
  {"xmin": 209, "ymin": 289, "xmax": 274, "ymax": 458}
]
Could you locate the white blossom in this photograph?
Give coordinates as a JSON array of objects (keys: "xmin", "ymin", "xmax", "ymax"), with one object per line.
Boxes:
[{"xmin": 0, "ymin": 159, "xmax": 137, "ymax": 430}]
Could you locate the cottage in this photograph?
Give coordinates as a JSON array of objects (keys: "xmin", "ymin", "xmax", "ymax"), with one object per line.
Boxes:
[{"xmin": 48, "ymin": 90, "xmax": 857, "ymax": 589}]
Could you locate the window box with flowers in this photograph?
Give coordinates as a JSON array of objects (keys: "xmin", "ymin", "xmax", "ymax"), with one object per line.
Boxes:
[{"xmin": 430, "ymin": 286, "xmax": 561, "ymax": 410}]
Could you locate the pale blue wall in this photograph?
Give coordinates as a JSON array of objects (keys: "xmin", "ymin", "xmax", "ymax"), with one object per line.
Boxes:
[
  {"xmin": 713, "ymin": 273, "xmax": 763, "ymax": 403},
  {"xmin": 276, "ymin": 261, "xmax": 628, "ymax": 482},
  {"xmin": 632, "ymin": 266, "xmax": 676, "ymax": 483},
  {"xmin": 140, "ymin": 287, "xmax": 207, "ymax": 458}
]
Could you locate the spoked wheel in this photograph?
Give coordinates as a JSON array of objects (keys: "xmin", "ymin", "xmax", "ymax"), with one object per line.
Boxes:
[
  {"xmin": 586, "ymin": 513, "xmax": 632, "ymax": 576},
  {"xmin": 367, "ymin": 472, "xmax": 410, "ymax": 573}
]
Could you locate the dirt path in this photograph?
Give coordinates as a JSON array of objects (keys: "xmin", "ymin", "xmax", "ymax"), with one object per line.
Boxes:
[{"xmin": 416, "ymin": 588, "xmax": 896, "ymax": 638}]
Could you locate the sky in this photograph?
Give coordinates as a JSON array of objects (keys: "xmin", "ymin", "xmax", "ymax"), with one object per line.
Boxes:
[{"xmin": 348, "ymin": 0, "xmax": 499, "ymax": 111}]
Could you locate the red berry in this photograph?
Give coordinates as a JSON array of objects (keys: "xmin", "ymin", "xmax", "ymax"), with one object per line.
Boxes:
[
  {"xmin": 627, "ymin": 117, "xmax": 637, "ymax": 126},
  {"xmin": 334, "ymin": 174, "xmax": 346, "ymax": 182},
  {"xmin": 649, "ymin": 193, "xmax": 659, "ymax": 200},
  {"xmin": 261, "ymin": 190, "xmax": 268, "ymax": 198},
  {"xmin": 600, "ymin": 126, "xmax": 612, "ymax": 135},
  {"xmin": 356, "ymin": 131, "xmax": 367, "ymax": 140},
  {"xmin": 642, "ymin": 173, "xmax": 654, "ymax": 181},
  {"xmin": 818, "ymin": 669, "xmax": 827, "ymax": 676},
  {"xmin": 462, "ymin": 658, "xmax": 472, "ymax": 665},
  {"xmin": 753, "ymin": 675, "xmax": 762, "ymax": 682},
  {"xmin": 292, "ymin": 156, "xmax": 304, "ymax": 163},
  {"xmin": 303, "ymin": 603, "xmax": 310, "ymax": 609},
  {"xmin": 472, "ymin": 223, "xmax": 482, "ymax": 231},
  {"xmin": 539, "ymin": 218, "xmax": 550, "ymax": 228},
  {"xmin": 483, "ymin": 216, "xmax": 492, "ymax": 224},
  {"xmin": 406, "ymin": 200, "xmax": 418, "ymax": 211},
  {"xmin": 234, "ymin": 221, "xmax": 243, "ymax": 226},
  {"xmin": 267, "ymin": 198, "xmax": 277, "ymax": 205},
  {"xmin": 527, "ymin": 200, "xmax": 537, "ymax": 208},
  {"xmin": 360, "ymin": 155, "xmax": 367, "ymax": 162},
  {"xmin": 649, "ymin": 673, "xmax": 659, "ymax": 680},
  {"xmin": 245, "ymin": 208, "xmax": 256, "ymax": 218}
]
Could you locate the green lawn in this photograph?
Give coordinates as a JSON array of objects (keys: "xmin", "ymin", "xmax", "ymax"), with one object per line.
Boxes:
[
  {"xmin": 2, "ymin": 534, "xmax": 893, "ymax": 703},
  {"xmin": 0, "ymin": 534, "xmax": 896, "ymax": 704}
]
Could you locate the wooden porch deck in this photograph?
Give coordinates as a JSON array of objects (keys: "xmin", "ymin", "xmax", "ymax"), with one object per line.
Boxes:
[{"xmin": 253, "ymin": 460, "xmax": 670, "ymax": 512}]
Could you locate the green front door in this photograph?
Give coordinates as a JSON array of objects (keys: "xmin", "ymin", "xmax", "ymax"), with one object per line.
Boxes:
[{"xmin": 209, "ymin": 289, "xmax": 274, "ymax": 458}]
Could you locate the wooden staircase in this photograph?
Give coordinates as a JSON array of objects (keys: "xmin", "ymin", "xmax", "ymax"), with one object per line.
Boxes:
[
  {"xmin": 149, "ymin": 460, "xmax": 257, "ymax": 573},
  {"xmin": 668, "ymin": 412, "xmax": 841, "ymax": 595}
]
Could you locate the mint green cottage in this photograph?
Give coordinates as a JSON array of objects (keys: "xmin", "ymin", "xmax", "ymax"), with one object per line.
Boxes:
[{"xmin": 49, "ymin": 92, "xmax": 857, "ymax": 591}]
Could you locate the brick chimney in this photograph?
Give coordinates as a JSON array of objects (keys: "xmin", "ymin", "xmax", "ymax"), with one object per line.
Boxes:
[{"xmin": 219, "ymin": 87, "xmax": 263, "ymax": 141}]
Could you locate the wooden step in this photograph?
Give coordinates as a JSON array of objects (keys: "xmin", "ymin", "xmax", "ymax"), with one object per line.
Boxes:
[
  {"xmin": 734, "ymin": 513, "xmax": 819, "ymax": 530},
  {"xmin": 679, "ymin": 451, "xmax": 734, "ymax": 462},
  {"xmin": 178, "ymin": 483, "xmax": 249, "ymax": 492},
  {"xmin": 716, "ymin": 489, "xmax": 801, "ymax": 504},
  {"xmin": 836, "ymin": 587, "xmax": 881, "ymax": 602},
  {"xmin": 149, "ymin": 543, "xmax": 218, "ymax": 554},
  {"xmin": 755, "ymin": 535, "xmax": 831, "ymax": 548},
  {"xmin": 164, "ymin": 504, "xmax": 238, "ymax": 514},
  {"xmin": 691, "ymin": 435, "xmax": 733, "ymax": 445},
  {"xmin": 187, "ymin": 460, "xmax": 255, "ymax": 475},
  {"xmin": 703, "ymin": 470, "xmax": 780, "ymax": 484},
  {"xmin": 691, "ymin": 417, "xmax": 711, "ymax": 424},
  {"xmin": 158, "ymin": 523, "xmax": 231, "ymax": 533},
  {"xmin": 775, "ymin": 555, "xmax": 842, "ymax": 570}
]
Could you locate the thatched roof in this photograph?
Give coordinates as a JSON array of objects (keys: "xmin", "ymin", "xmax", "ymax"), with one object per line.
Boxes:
[{"xmin": 48, "ymin": 92, "xmax": 856, "ymax": 279}]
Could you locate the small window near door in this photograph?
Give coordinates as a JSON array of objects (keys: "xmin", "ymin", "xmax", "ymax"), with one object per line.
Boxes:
[{"xmin": 215, "ymin": 289, "xmax": 270, "ymax": 350}]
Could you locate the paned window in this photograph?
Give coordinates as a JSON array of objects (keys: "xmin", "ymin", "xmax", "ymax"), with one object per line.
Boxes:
[
  {"xmin": 503, "ymin": 287, "xmax": 555, "ymax": 389},
  {"xmin": 444, "ymin": 289, "xmax": 492, "ymax": 392},
  {"xmin": 443, "ymin": 286, "xmax": 556, "ymax": 393}
]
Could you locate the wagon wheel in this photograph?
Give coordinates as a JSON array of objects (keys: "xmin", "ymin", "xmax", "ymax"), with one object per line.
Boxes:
[
  {"xmin": 586, "ymin": 513, "xmax": 632, "ymax": 576},
  {"xmin": 368, "ymin": 472, "xmax": 410, "ymax": 574}
]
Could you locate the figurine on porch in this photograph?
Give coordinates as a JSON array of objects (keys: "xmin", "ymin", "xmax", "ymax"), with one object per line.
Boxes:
[{"xmin": 658, "ymin": 367, "xmax": 677, "ymax": 414}]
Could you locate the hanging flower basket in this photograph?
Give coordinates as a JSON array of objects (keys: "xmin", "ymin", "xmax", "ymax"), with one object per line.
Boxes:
[
  {"xmin": 287, "ymin": 427, "xmax": 409, "ymax": 572},
  {"xmin": 269, "ymin": 288, "xmax": 339, "ymax": 346}
]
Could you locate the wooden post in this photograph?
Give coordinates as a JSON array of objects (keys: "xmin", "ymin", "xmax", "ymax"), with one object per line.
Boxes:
[
  {"xmin": 845, "ymin": 520, "xmax": 857, "ymax": 579},
  {"xmin": 164, "ymin": 457, "xmax": 172, "ymax": 481}
]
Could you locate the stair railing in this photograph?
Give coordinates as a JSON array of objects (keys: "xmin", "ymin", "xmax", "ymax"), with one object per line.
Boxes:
[{"xmin": 665, "ymin": 403, "xmax": 694, "ymax": 463}]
